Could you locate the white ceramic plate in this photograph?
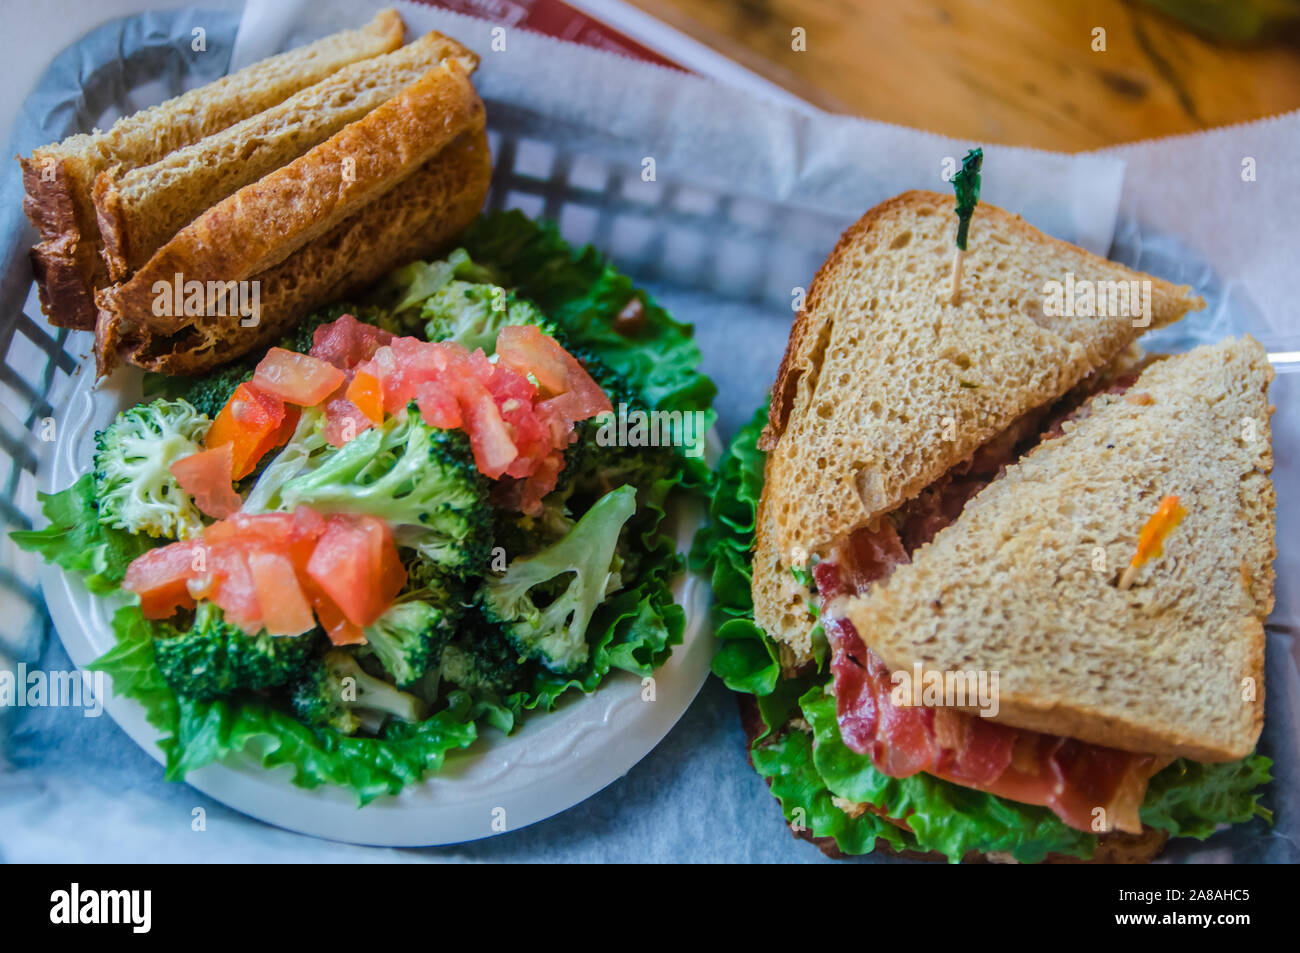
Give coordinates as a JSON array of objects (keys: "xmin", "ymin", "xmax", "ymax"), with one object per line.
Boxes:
[{"xmin": 37, "ymin": 362, "xmax": 715, "ymax": 846}]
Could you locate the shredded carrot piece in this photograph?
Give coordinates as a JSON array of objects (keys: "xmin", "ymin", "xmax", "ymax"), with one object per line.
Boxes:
[
  {"xmin": 1118, "ymin": 495, "xmax": 1186, "ymax": 590},
  {"xmin": 1131, "ymin": 495, "xmax": 1187, "ymax": 568}
]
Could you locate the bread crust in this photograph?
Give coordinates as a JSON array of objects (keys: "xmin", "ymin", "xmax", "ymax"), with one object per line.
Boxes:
[
  {"xmin": 104, "ymin": 59, "xmax": 484, "ymax": 335},
  {"xmin": 21, "ymin": 161, "xmax": 101, "ymax": 329},
  {"xmin": 92, "ymin": 31, "xmax": 478, "ymax": 280},
  {"xmin": 106, "ymin": 127, "xmax": 490, "ymax": 376}
]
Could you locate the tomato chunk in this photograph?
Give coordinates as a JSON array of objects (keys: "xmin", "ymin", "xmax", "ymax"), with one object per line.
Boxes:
[
  {"xmin": 123, "ymin": 540, "xmax": 205, "ymax": 618},
  {"xmin": 252, "ymin": 347, "xmax": 346, "ymax": 406},
  {"xmin": 206, "ymin": 382, "xmax": 288, "ymax": 479},
  {"xmin": 496, "ymin": 324, "xmax": 612, "ymax": 420},
  {"xmin": 206, "ymin": 544, "xmax": 261, "ymax": 632},
  {"xmin": 323, "ymin": 398, "xmax": 375, "ymax": 447},
  {"xmin": 169, "ymin": 443, "xmax": 241, "ymax": 520},
  {"xmin": 309, "ymin": 313, "xmax": 394, "ymax": 370},
  {"xmin": 305, "ymin": 515, "xmax": 406, "ymax": 630},
  {"xmin": 247, "ymin": 550, "xmax": 315, "ymax": 636}
]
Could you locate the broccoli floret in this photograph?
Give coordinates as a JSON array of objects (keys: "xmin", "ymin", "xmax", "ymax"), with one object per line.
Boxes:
[
  {"xmin": 152, "ymin": 603, "xmax": 317, "ymax": 701},
  {"xmin": 361, "ymin": 599, "xmax": 455, "ymax": 687},
  {"xmin": 422, "ymin": 281, "xmax": 559, "ymax": 353},
  {"xmin": 241, "ymin": 406, "xmax": 331, "ymax": 513},
  {"xmin": 567, "ymin": 418, "xmax": 677, "ymax": 499},
  {"xmin": 492, "ymin": 496, "xmax": 576, "ymax": 562},
  {"xmin": 93, "ymin": 398, "xmax": 212, "ymax": 541},
  {"xmin": 291, "ymin": 649, "xmax": 428, "ymax": 735},
  {"xmin": 279, "ymin": 408, "xmax": 492, "ymax": 576},
  {"xmin": 478, "ymin": 484, "xmax": 636, "ymax": 674},
  {"xmin": 371, "ymin": 247, "xmax": 500, "ymax": 322},
  {"xmin": 439, "ymin": 610, "xmax": 531, "ymax": 697}
]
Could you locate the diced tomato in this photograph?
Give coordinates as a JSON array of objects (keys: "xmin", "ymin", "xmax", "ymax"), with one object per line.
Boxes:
[
  {"xmin": 247, "ymin": 550, "xmax": 315, "ymax": 636},
  {"xmin": 206, "ymin": 543, "xmax": 261, "ymax": 633},
  {"xmin": 328, "ymin": 328, "xmax": 611, "ymax": 513},
  {"xmin": 123, "ymin": 540, "xmax": 206, "ymax": 619},
  {"xmin": 497, "ymin": 324, "xmax": 568, "ymax": 394},
  {"xmin": 323, "ymin": 398, "xmax": 375, "ymax": 447},
  {"xmin": 169, "ymin": 444, "xmax": 241, "ymax": 520},
  {"xmin": 496, "ymin": 324, "xmax": 612, "ymax": 420},
  {"xmin": 305, "ymin": 515, "xmax": 406, "ymax": 629},
  {"xmin": 205, "ymin": 382, "xmax": 288, "ymax": 479},
  {"xmin": 305, "ymin": 582, "xmax": 366, "ymax": 646},
  {"xmin": 489, "ymin": 364, "xmax": 551, "ymax": 476},
  {"xmin": 265, "ymin": 404, "xmax": 301, "ymax": 454},
  {"xmin": 517, "ymin": 450, "xmax": 565, "ymax": 516},
  {"xmin": 252, "ymin": 347, "xmax": 346, "ymax": 406},
  {"xmin": 290, "ymin": 507, "xmax": 328, "ymax": 546},
  {"xmin": 203, "ymin": 511, "xmax": 297, "ymax": 547},
  {"xmin": 378, "ymin": 337, "xmax": 455, "ymax": 413},
  {"xmin": 413, "ymin": 379, "xmax": 462, "ymax": 429},
  {"xmin": 309, "ymin": 313, "xmax": 394, "ymax": 370},
  {"xmin": 460, "ymin": 389, "xmax": 519, "ymax": 478},
  {"xmin": 288, "ymin": 505, "xmax": 326, "ymax": 569}
]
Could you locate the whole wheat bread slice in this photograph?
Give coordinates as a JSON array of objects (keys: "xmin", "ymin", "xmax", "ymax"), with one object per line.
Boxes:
[
  {"xmin": 752, "ymin": 191, "xmax": 1201, "ymax": 661},
  {"xmin": 93, "ymin": 30, "xmax": 475, "ymax": 280},
  {"xmin": 18, "ymin": 8, "xmax": 405, "ymax": 329},
  {"xmin": 101, "ymin": 127, "xmax": 491, "ymax": 376},
  {"xmin": 843, "ymin": 336, "xmax": 1274, "ymax": 762},
  {"xmin": 103, "ymin": 58, "xmax": 484, "ymax": 335}
]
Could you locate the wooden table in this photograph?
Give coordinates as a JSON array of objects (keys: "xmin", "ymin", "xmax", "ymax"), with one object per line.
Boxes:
[{"xmin": 628, "ymin": 0, "xmax": 1300, "ymax": 150}]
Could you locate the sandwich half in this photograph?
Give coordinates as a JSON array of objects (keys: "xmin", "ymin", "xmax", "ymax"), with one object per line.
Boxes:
[
  {"xmin": 753, "ymin": 191, "xmax": 1201, "ymax": 667},
  {"xmin": 697, "ymin": 194, "xmax": 1275, "ymax": 863}
]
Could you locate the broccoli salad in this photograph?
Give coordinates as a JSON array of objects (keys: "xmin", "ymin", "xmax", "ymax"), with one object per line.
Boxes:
[{"xmin": 14, "ymin": 212, "xmax": 716, "ymax": 801}]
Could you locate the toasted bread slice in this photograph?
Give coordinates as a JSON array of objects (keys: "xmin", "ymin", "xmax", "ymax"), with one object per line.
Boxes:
[
  {"xmin": 101, "ymin": 127, "xmax": 491, "ymax": 376},
  {"xmin": 103, "ymin": 59, "xmax": 484, "ymax": 335},
  {"xmin": 19, "ymin": 8, "xmax": 406, "ymax": 329},
  {"xmin": 752, "ymin": 191, "xmax": 1201, "ymax": 659},
  {"xmin": 94, "ymin": 30, "xmax": 476, "ymax": 280},
  {"xmin": 843, "ymin": 337, "xmax": 1274, "ymax": 762}
]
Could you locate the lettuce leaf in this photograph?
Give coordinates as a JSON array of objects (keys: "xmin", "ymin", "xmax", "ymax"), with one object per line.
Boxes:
[
  {"xmin": 694, "ymin": 400, "xmax": 1275, "ymax": 862},
  {"xmin": 689, "ymin": 404, "xmax": 789, "ymax": 726},
  {"xmin": 1141, "ymin": 756, "xmax": 1273, "ymax": 839},
  {"xmin": 93, "ymin": 604, "xmax": 477, "ymax": 804},
  {"xmin": 752, "ymin": 724, "xmax": 915, "ymax": 856},
  {"xmin": 10, "ymin": 473, "xmax": 155, "ymax": 594}
]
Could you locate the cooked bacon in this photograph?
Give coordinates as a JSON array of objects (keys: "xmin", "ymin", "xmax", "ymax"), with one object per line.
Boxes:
[{"xmin": 822, "ymin": 614, "xmax": 1161, "ymax": 833}]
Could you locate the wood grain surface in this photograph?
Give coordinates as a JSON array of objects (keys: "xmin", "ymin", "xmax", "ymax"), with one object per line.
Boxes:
[{"xmin": 627, "ymin": 0, "xmax": 1300, "ymax": 150}]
